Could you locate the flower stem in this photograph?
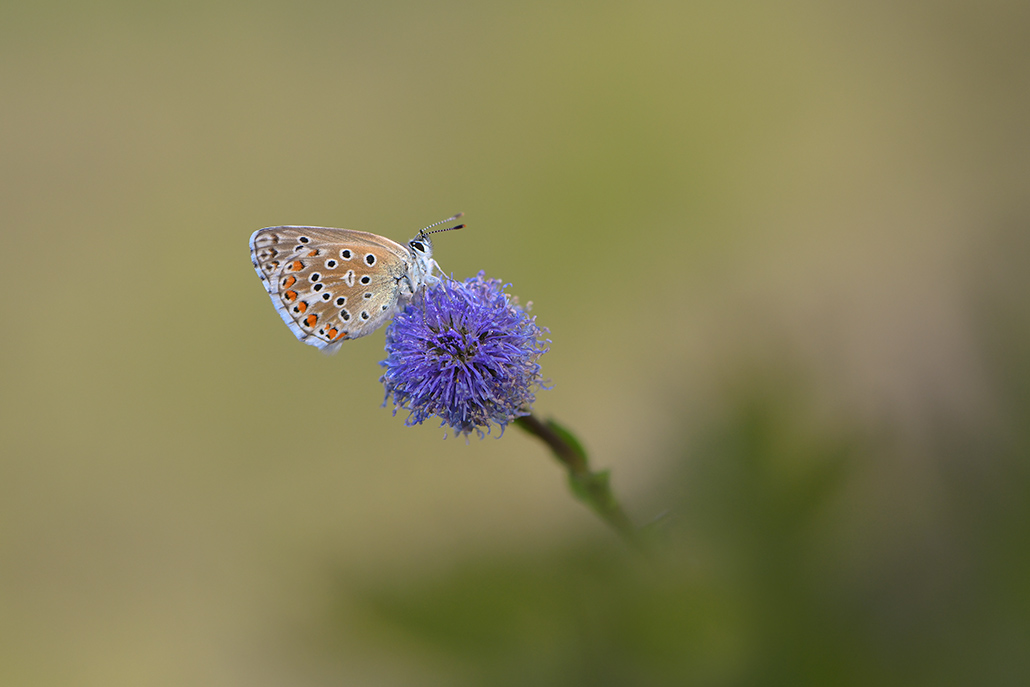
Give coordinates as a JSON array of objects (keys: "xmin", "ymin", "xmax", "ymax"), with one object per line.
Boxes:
[{"xmin": 514, "ymin": 413, "xmax": 646, "ymax": 552}]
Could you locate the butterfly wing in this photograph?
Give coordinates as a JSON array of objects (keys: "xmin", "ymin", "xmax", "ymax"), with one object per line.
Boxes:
[{"xmin": 250, "ymin": 226, "xmax": 413, "ymax": 353}]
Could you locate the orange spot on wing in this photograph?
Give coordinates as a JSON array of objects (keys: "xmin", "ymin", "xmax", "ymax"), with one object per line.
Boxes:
[
  {"xmin": 327, "ymin": 327, "xmax": 338, "ymax": 339},
  {"xmin": 289, "ymin": 260, "xmax": 303, "ymax": 271},
  {"xmin": 283, "ymin": 275, "xmax": 296, "ymax": 288},
  {"xmin": 296, "ymin": 301, "xmax": 307, "ymax": 313},
  {"xmin": 307, "ymin": 250, "xmax": 320, "ymax": 257},
  {"xmin": 305, "ymin": 314, "xmax": 318, "ymax": 328},
  {"xmin": 284, "ymin": 290, "xmax": 297, "ymax": 302}
]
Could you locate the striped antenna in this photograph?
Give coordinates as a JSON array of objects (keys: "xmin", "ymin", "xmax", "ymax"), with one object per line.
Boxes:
[{"xmin": 418, "ymin": 213, "xmax": 465, "ymax": 239}]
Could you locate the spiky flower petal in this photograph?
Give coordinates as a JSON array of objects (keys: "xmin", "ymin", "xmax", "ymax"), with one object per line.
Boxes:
[{"xmin": 381, "ymin": 272, "xmax": 548, "ymax": 436}]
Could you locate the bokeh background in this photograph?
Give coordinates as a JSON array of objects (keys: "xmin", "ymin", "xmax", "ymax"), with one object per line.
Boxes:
[{"xmin": 2, "ymin": 1, "xmax": 1028, "ymax": 685}]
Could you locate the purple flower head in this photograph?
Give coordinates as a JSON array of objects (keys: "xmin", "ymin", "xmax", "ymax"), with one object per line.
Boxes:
[{"xmin": 380, "ymin": 272, "xmax": 549, "ymax": 437}]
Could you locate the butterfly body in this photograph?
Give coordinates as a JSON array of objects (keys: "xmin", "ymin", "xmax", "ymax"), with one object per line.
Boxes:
[{"xmin": 250, "ymin": 217, "xmax": 461, "ymax": 354}]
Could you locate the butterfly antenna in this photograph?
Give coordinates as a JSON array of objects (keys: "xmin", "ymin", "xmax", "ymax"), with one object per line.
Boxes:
[{"xmin": 419, "ymin": 213, "xmax": 465, "ymax": 239}]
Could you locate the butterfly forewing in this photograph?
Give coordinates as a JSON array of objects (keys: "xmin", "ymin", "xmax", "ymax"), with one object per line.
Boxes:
[{"xmin": 251, "ymin": 226, "xmax": 414, "ymax": 353}]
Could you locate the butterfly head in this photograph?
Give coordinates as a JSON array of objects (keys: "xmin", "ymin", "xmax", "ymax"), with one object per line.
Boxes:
[
  {"xmin": 408, "ymin": 236, "xmax": 432, "ymax": 257},
  {"xmin": 408, "ymin": 213, "xmax": 465, "ymax": 279}
]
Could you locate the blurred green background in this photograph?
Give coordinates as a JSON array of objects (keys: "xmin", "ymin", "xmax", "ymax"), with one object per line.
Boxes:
[{"xmin": 2, "ymin": 1, "xmax": 1028, "ymax": 685}]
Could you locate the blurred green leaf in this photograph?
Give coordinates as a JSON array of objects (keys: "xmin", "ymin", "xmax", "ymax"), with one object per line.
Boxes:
[
  {"xmin": 567, "ymin": 469, "xmax": 614, "ymax": 511},
  {"xmin": 546, "ymin": 418, "xmax": 588, "ymax": 465}
]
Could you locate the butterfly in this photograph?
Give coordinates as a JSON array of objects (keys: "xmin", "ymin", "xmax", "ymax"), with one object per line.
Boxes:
[{"xmin": 250, "ymin": 213, "xmax": 464, "ymax": 354}]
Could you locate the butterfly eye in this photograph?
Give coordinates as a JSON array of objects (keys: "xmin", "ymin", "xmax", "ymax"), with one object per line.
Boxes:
[{"xmin": 410, "ymin": 240, "xmax": 425, "ymax": 253}]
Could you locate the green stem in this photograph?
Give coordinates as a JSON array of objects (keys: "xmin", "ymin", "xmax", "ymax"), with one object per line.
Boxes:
[{"xmin": 515, "ymin": 413, "xmax": 645, "ymax": 552}]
